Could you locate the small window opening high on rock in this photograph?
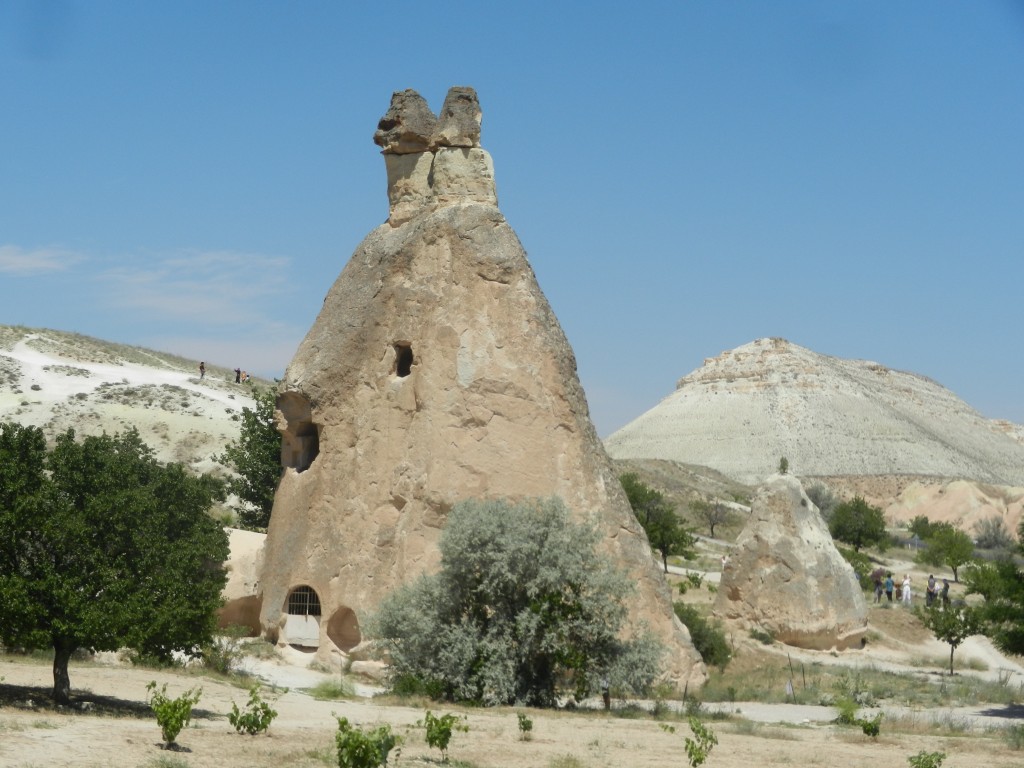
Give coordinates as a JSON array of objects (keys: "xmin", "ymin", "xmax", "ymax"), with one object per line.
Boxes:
[
  {"xmin": 279, "ymin": 392, "xmax": 320, "ymax": 473},
  {"xmin": 287, "ymin": 585, "xmax": 322, "ymax": 617},
  {"xmin": 395, "ymin": 343, "xmax": 414, "ymax": 377}
]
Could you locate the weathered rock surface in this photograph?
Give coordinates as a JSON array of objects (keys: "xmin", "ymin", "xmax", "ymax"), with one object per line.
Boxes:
[
  {"xmin": 714, "ymin": 474, "xmax": 868, "ymax": 650},
  {"xmin": 219, "ymin": 528, "xmax": 266, "ymax": 634},
  {"xmin": 258, "ymin": 87, "xmax": 706, "ymax": 690},
  {"xmin": 606, "ymin": 337, "xmax": 1024, "ymax": 486}
]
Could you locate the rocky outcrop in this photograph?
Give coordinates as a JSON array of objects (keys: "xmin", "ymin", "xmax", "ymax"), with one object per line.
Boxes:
[
  {"xmin": 258, "ymin": 87, "xmax": 706, "ymax": 690},
  {"xmin": 714, "ymin": 474, "xmax": 868, "ymax": 650},
  {"xmin": 219, "ymin": 528, "xmax": 266, "ymax": 634},
  {"xmin": 606, "ymin": 337, "xmax": 1024, "ymax": 486}
]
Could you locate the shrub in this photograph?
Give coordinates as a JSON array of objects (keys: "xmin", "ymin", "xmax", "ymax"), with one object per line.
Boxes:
[
  {"xmin": 516, "ymin": 711, "xmax": 534, "ymax": 741},
  {"xmin": 833, "ymin": 696, "xmax": 858, "ymax": 725},
  {"xmin": 228, "ymin": 683, "xmax": 280, "ymax": 735},
  {"xmin": 420, "ymin": 710, "xmax": 468, "ymax": 762},
  {"xmin": 372, "ymin": 497, "xmax": 663, "ymax": 706},
  {"xmin": 836, "ymin": 545, "xmax": 874, "ymax": 590},
  {"xmin": 335, "ymin": 717, "xmax": 400, "ymax": 768},
  {"xmin": 673, "ymin": 603, "xmax": 731, "ymax": 670},
  {"xmin": 683, "ymin": 716, "xmax": 718, "ymax": 768},
  {"xmin": 974, "ymin": 516, "xmax": 1014, "ymax": 550},
  {"xmin": 908, "ymin": 751, "xmax": 946, "ymax": 768},
  {"xmin": 859, "ymin": 712, "xmax": 882, "ymax": 738},
  {"xmin": 202, "ymin": 624, "xmax": 248, "ymax": 676},
  {"xmin": 146, "ymin": 681, "xmax": 202, "ymax": 747},
  {"xmin": 749, "ymin": 628, "xmax": 774, "ymax": 645}
]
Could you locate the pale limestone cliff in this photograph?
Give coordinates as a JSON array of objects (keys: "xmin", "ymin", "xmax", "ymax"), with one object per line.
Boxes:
[
  {"xmin": 714, "ymin": 474, "xmax": 868, "ymax": 650},
  {"xmin": 258, "ymin": 87, "xmax": 706, "ymax": 689}
]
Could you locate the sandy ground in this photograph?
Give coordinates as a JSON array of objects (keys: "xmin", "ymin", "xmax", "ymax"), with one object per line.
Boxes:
[{"xmin": 4, "ymin": 650, "xmax": 1024, "ymax": 768}]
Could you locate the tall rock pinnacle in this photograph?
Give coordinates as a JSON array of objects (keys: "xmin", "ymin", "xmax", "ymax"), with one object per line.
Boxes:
[{"xmin": 258, "ymin": 87, "xmax": 706, "ymax": 690}]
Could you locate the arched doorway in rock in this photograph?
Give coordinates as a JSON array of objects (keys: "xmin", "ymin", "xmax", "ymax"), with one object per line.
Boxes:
[
  {"xmin": 284, "ymin": 584, "xmax": 322, "ymax": 649},
  {"xmin": 326, "ymin": 605, "xmax": 362, "ymax": 653}
]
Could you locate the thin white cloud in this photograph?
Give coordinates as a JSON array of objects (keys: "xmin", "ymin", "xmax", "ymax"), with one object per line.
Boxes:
[
  {"xmin": 0, "ymin": 245, "xmax": 84, "ymax": 275},
  {"xmin": 100, "ymin": 250, "xmax": 294, "ymax": 329}
]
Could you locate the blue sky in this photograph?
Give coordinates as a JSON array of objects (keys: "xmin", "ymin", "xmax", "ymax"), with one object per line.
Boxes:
[{"xmin": 2, "ymin": 2, "xmax": 1022, "ymax": 437}]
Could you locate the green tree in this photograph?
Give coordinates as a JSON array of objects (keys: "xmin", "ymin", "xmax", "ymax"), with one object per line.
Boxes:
[
  {"xmin": 218, "ymin": 387, "xmax": 282, "ymax": 529},
  {"xmin": 828, "ymin": 496, "xmax": 888, "ymax": 552},
  {"xmin": 371, "ymin": 497, "xmax": 664, "ymax": 707},
  {"xmin": 0, "ymin": 423, "xmax": 229, "ymax": 705},
  {"xmin": 917, "ymin": 604, "xmax": 981, "ymax": 675},
  {"xmin": 963, "ymin": 558, "xmax": 1024, "ymax": 655},
  {"xmin": 918, "ymin": 526, "xmax": 974, "ymax": 582},
  {"xmin": 689, "ymin": 498, "xmax": 732, "ymax": 539},
  {"xmin": 620, "ymin": 473, "xmax": 696, "ymax": 571},
  {"xmin": 777, "ymin": 456, "xmax": 789, "ymax": 474}
]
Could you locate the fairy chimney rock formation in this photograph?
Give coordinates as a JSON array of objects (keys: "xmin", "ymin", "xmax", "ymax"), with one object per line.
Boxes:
[
  {"xmin": 373, "ymin": 87, "xmax": 494, "ymax": 226},
  {"xmin": 714, "ymin": 474, "xmax": 868, "ymax": 650},
  {"xmin": 259, "ymin": 87, "xmax": 706, "ymax": 690}
]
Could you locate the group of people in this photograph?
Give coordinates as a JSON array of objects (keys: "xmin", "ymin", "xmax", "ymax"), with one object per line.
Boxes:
[
  {"xmin": 873, "ymin": 571, "xmax": 950, "ymax": 608},
  {"xmin": 196, "ymin": 362, "xmax": 251, "ymax": 384}
]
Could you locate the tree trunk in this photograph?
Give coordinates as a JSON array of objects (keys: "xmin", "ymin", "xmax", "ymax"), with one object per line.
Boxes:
[
  {"xmin": 52, "ymin": 640, "xmax": 75, "ymax": 705},
  {"xmin": 662, "ymin": 551, "xmax": 668, "ymax": 573},
  {"xmin": 949, "ymin": 644, "xmax": 955, "ymax": 676}
]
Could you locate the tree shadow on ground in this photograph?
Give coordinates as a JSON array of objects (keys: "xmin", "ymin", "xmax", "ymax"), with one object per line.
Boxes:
[
  {"xmin": 977, "ymin": 703, "xmax": 1024, "ymax": 721},
  {"xmin": 0, "ymin": 681, "xmax": 219, "ymax": 721}
]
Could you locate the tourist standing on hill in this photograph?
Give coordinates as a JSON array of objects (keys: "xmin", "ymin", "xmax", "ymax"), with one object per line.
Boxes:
[
  {"xmin": 902, "ymin": 574, "xmax": 912, "ymax": 606},
  {"xmin": 199, "ymin": 361, "xmax": 206, "ymax": 380},
  {"xmin": 885, "ymin": 573, "xmax": 894, "ymax": 602}
]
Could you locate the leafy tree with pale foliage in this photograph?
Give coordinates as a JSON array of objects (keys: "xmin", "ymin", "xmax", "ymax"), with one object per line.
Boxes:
[
  {"xmin": 828, "ymin": 495, "xmax": 888, "ymax": 552},
  {"xmin": 689, "ymin": 498, "xmax": 732, "ymax": 539},
  {"xmin": 917, "ymin": 604, "xmax": 981, "ymax": 675},
  {"xmin": 620, "ymin": 473, "xmax": 696, "ymax": 572},
  {"xmin": 917, "ymin": 525, "xmax": 975, "ymax": 582},
  {"xmin": 218, "ymin": 387, "xmax": 282, "ymax": 530},
  {"xmin": 371, "ymin": 497, "xmax": 663, "ymax": 707},
  {"xmin": 0, "ymin": 422, "xmax": 229, "ymax": 705}
]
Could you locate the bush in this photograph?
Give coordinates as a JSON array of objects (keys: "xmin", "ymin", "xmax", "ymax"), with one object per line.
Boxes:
[
  {"xmin": 202, "ymin": 625, "xmax": 248, "ymax": 676},
  {"xmin": 837, "ymin": 546, "xmax": 874, "ymax": 590},
  {"xmin": 683, "ymin": 716, "xmax": 717, "ymax": 768},
  {"xmin": 516, "ymin": 711, "xmax": 534, "ymax": 741},
  {"xmin": 228, "ymin": 683, "xmax": 280, "ymax": 735},
  {"xmin": 974, "ymin": 516, "xmax": 1014, "ymax": 550},
  {"xmin": 146, "ymin": 681, "xmax": 202, "ymax": 747},
  {"xmin": 859, "ymin": 712, "xmax": 882, "ymax": 738},
  {"xmin": 749, "ymin": 628, "xmax": 774, "ymax": 645},
  {"xmin": 908, "ymin": 751, "xmax": 946, "ymax": 768},
  {"xmin": 372, "ymin": 497, "xmax": 663, "ymax": 707},
  {"xmin": 673, "ymin": 603, "xmax": 731, "ymax": 670},
  {"xmin": 420, "ymin": 710, "xmax": 468, "ymax": 762},
  {"xmin": 335, "ymin": 717, "xmax": 400, "ymax": 768}
]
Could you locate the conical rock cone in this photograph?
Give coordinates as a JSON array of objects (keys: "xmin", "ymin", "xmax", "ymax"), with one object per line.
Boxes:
[{"xmin": 258, "ymin": 88, "xmax": 705, "ymax": 690}]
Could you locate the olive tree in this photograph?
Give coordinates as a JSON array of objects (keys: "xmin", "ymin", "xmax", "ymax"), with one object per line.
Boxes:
[
  {"xmin": 0, "ymin": 423, "xmax": 229, "ymax": 704},
  {"xmin": 371, "ymin": 497, "xmax": 663, "ymax": 707}
]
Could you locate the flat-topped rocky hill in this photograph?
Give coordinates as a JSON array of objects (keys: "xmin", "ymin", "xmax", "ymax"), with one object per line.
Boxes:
[{"xmin": 606, "ymin": 337, "xmax": 1024, "ymax": 487}]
